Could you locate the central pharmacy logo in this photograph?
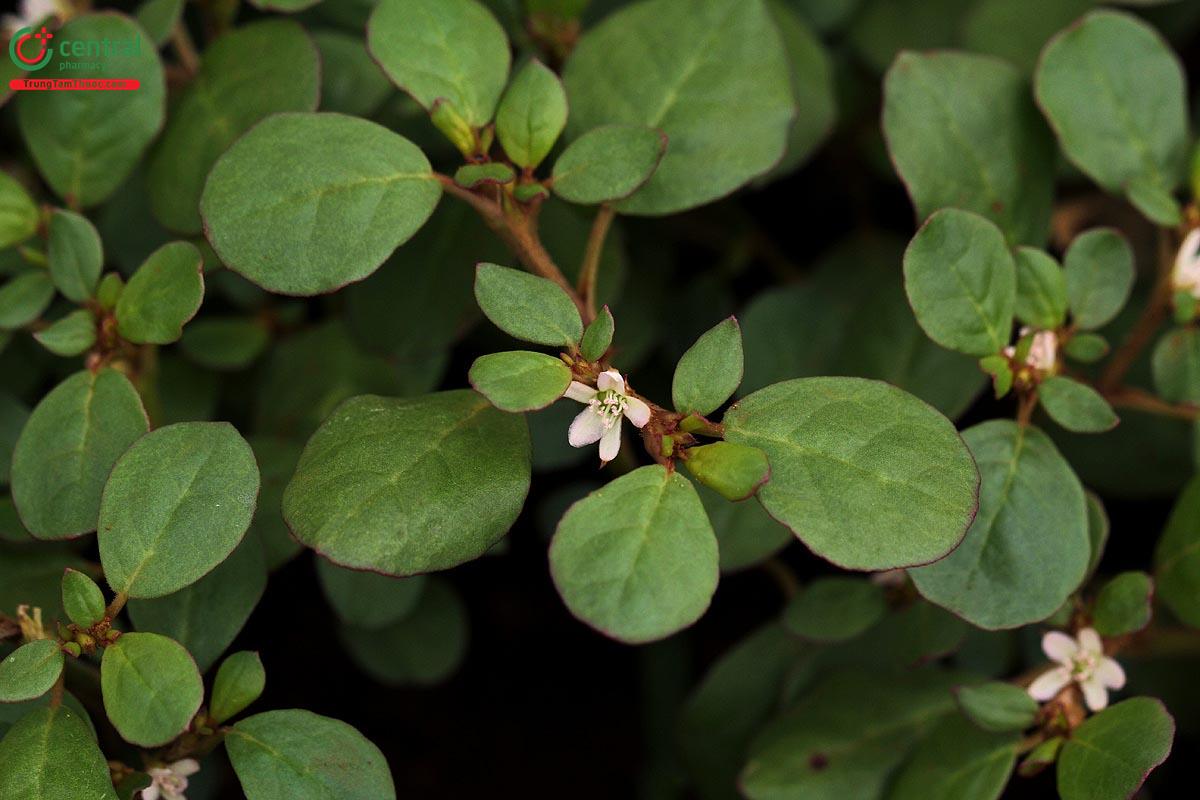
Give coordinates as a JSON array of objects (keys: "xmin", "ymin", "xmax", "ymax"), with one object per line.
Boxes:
[{"xmin": 9, "ymin": 26, "xmax": 54, "ymax": 71}]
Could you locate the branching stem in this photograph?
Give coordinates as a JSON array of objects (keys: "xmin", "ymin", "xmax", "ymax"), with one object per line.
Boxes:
[
  {"xmin": 436, "ymin": 174, "xmax": 587, "ymax": 317},
  {"xmin": 1098, "ymin": 229, "xmax": 1176, "ymax": 393},
  {"xmin": 578, "ymin": 205, "xmax": 615, "ymax": 322},
  {"xmin": 1106, "ymin": 386, "xmax": 1199, "ymax": 421},
  {"xmin": 105, "ymin": 592, "xmax": 128, "ymax": 619},
  {"xmin": 171, "ymin": 22, "xmax": 200, "ymax": 77}
]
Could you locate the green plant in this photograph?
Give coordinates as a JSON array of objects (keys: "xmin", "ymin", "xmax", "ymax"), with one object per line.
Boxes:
[{"xmin": 1, "ymin": 0, "xmax": 1199, "ymax": 798}]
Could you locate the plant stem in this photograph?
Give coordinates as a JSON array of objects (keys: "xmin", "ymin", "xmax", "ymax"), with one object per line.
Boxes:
[
  {"xmin": 1098, "ymin": 230, "xmax": 1175, "ymax": 393},
  {"xmin": 436, "ymin": 174, "xmax": 587, "ymax": 316},
  {"xmin": 1106, "ymin": 386, "xmax": 1199, "ymax": 420},
  {"xmin": 171, "ymin": 22, "xmax": 200, "ymax": 77},
  {"xmin": 49, "ymin": 673, "xmax": 64, "ymax": 709},
  {"xmin": 105, "ymin": 592, "xmax": 128, "ymax": 619},
  {"xmin": 577, "ymin": 205, "xmax": 615, "ymax": 323},
  {"xmin": 762, "ymin": 558, "xmax": 799, "ymax": 600},
  {"xmin": 1016, "ymin": 391, "xmax": 1037, "ymax": 427}
]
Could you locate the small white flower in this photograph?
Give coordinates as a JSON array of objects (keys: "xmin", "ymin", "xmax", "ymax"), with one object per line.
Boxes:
[
  {"xmin": 563, "ymin": 369, "xmax": 651, "ymax": 464},
  {"xmin": 141, "ymin": 759, "xmax": 200, "ymax": 800},
  {"xmin": 1028, "ymin": 627, "xmax": 1125, "ymax": 712},
  {"xmin": 2, "ymin": 0, "xmax": 61, "ymax": 35},
  {"xmin": 1172, "ymin": 228, "xmax": 1200, "ymax": 299},
  {"xmin": 1003, "ymin": 327, "xmax": 1057, "ymax": 374}
]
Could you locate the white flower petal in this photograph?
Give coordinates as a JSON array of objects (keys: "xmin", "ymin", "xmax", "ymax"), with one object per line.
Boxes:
[
  {"xmin": 1028, "ymin": 666, "xmax": 1071, "ymax": 701},
  {"xmin": 564, "ymin": 381, "xmax": 595, "ymax": 403},
  {"xmin": 171, "ymin": 759, "xmax": 200, "ymax": 778},
  {"xmin": 624, "ymin": 396, "xmax": 651, "ymax": 428},
  {"xmin": 1176, "ymin": 229, "xmax": 1200, "ymax": 271},
  {"xmin": 568, "ymin": 408, "xmax": 605, "ymax": 447},
  {"xmin": 1080, "ymin": 677, "xmax": 1109, "ymax": 712},
  {"xmin": 598, "ymin": 422, "xmax": 622, "ymax": 463},
  {"xmin": 1095, "ymin": 656, "xmax": 1126, "ymax": 690},
  {"xmin": 141, "ymin": 785, "xmax": 161, "ymax": 800},
  {"xmin": 1028, "ymin": 330, "xmax": 1058, "ymax": 372},
  {"xmin": 1041, "ymin": 631, "xmax": 1079, "ymax": 665},
  {"xmin": 1077, "ymin": 627, "xmax": 1104, "ymax": 656},
  {"xmin": 597, "ymin": 370, "xmax": 624, "ymax": 393}
]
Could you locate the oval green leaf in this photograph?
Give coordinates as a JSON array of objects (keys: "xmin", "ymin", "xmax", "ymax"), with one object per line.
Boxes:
[
  {"xmin": 367, "ymin": 0, "xmax": 510, "ymax": 127},
  {"xmin": 47, "ymin": 210, "xmax": 103, "ymax": 303},
  {"xmin": 148, "ymin": 20, "xmax": 320, "ymax": 234},
  {"xmin": 888, "ymin": 715, "xmax": 1019, "ymax": 800},
  {"xmin": 283, "ymin": 390, "xmax": 531, "ymax": 575},
  {"xmin": 580, "ymin": 306, "xmax": 615, "ymax": 362},
  {"xmin": 956, "ymin": 682, "xmax": 1039, "ymax": 733},
  {"xmin": 1056, "ymin": 698, "xmax": 1174, "ymax": 800},
  {"xmin": 497, "ymin": 58, "xmax": 567, "ymax": 169},
  {"xmin": 699, "ymin": 483, "xmax": 791, "ymax": 573},
  {"xmin": 339, "ymin": 578, "xmax": 468, "ymax": 686},
  {"xmin": 11, "ymin": 369, "xmax": 148, "ymax": 540},
  {"xmin": 127, "ymin": 537, "xmax": 267, "ymax": 671},
  {"xmin": 1063, "ymin": 228, "xmax": 1134, "ymax": 331},
  {"xmin": 1014, "ymin": 247, "xmax": 1067, "ymax": 330},
  {"xmin": 227, "ymin": 709, "xmax": 396, "ymax": 800},
  {"xmin": 909, "ymin": 421, "xmax": 1089, "ymax": 629},
  {"xmin": 883, "ymin": 51, "xmax": 1054, "ymax": 246},
  {"xmin": 474, "ymin": 263, "xmax": 583, "ymax": 347},
  {"xmin": 17, "ymin": 13, "xmax": 166, "ymax": 207},
  {"xmin": 0, "ymin": 171, "xmax": 37, "ymax": 249},
  {"xmin": 1035, "ymin": 11, "xmax": 1187, "ymax": 218},
  {"xmin": 98, "ymin": 421, "xmax": 261, "ymax": 599},
  {"xmin": 314, "ymin": 31, "xmax": 393, "ymax": 118},
  {"xmin": 180, "ymin": 317, "xmax": 270, "ymax": 371},
  {"xmin": 1154, "ymin": 476, "xmax": 1200, "ymax": 628},
  {"xmin": 1038, "ymin": 376, "xmax": 1118, "ymax": 434},
  {"xmin": 1152, "ymin": 327, "xmax": 1200, "ymax": 403},
  {"xmin": 147, "ymin": 20, "xmax": 319, "ymax": 235},
  {"xmin": 0, "ymin": 271, "xmax": 54, "ymax": 330},
  {"xmin": 725, "ymin": 377, "xmax": 979, "ymax": 571},
  {"xmin": 115, "ymin": 241, "xmax": 204, "ymax": 344},
  {"xmin": 551, "ymin": 125, "xmax": 667, "ymax": 205},
  {"xmin": 1093, "ymin": 571, "xmax": 1153, "ymax": 637},
  {"xmin": 549, "ymin": 464, "xmax": 718, "ymax": 644},
  {"xmin": 563, "ymin": 0, "xmax": 795, "ymax": 215},
  {"xmin": 100, "ymin": 632, "xmax": 203, "ymax": 746},
  {"xmin": 61, "ymin": 567, "xmax": 106, "ymax": 628},
  {"xmin": 903, "ymin": 208, "xmax": 1016, "ymax": 357},
  {"xmin": 469, "ymin": 350, "xmax": 572, "ymax": 413},
  {"xmin": 672, "ymin": 316, "xmax": 743, "ymax": 415},
  {"xmin": 782, "ymin": 577, "xmax": 886, "ymax": 643},
  {"xmin": 679, "ymin": 623, "xmax": 802, "ymax": 796},
  {"xmin": 33, "ymin": 310, "xmax": 96, "ymax": 357},
  {"xmin": 316, "ymin": 557, "xmax": 426, "ymax": 630},
  {"xmin": 741, "ymin": 670, "xmax": 962, "ymax": 799},
  {"xmin": 210, "ymin": 651, "xmax": 266, "ymax": 726},
  {"xmin": 0, "ymin": 705, "xmax": 117, "ymax": 800},
  {"xmin": 201, "ymin": 112, "xmax": 442, "ymax": 296},
  {"xmin": 0, "ymin": 639, "xmax": 64, "ymax": 703}
]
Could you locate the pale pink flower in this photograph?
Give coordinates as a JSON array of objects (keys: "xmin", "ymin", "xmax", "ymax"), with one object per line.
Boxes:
[
  {"xmin": 1172, "ymin": 228, "xmax": 1200, "ymax": 298},
  {"xmin": 563, "ymin": 369, "xmax": 651, "ymax": 464},
  {"xmin": 141, "ymin": 759, "xmax": 200, "ymax": 800},
  {"xmin": 1028, "ymin": 628, "xmax": 1125, "ymax": 712},
  {"xmin": 1004, "ymin": 327, "xmax": 1057, "ymax": 374}
]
